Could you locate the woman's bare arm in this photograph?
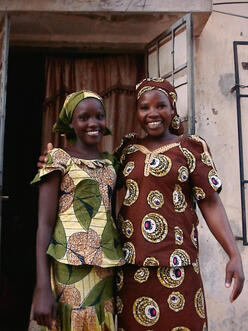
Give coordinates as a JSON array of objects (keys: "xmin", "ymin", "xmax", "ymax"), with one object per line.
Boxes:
[
  {"xmin": 32, "ymin": 171, "xmax": 60, "ymax": 328},
  {"xmin": 198, "ymin": 192, "xmax": 244, "ymax": 302}
]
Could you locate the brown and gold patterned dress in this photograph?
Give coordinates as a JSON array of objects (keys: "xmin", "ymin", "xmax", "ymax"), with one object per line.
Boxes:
[
  {"xmin": 29, "ymin": 148, "xmax": 125, "ymax": 331},
  {"xmin": 115, "ymin": 134, "xmax": 222, "ymax": 331}
]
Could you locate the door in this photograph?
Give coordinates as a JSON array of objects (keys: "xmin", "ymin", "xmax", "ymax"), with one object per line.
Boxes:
[
  {"xmin": 0, "ymin": 13, "xmax": 10, "ymax": 267},
  {"xmin": 145, "ymin": 13, "xmax": 195, "ymax": 134}
]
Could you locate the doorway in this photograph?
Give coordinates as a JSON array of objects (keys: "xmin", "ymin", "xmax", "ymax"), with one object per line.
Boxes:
[
  {"xmin": 0, "ymin": 48, "xmax": 45, "ymax": 330},
  {"xmin": 0, "ymin": 48, "xmax": 145, "ymax": 330}
]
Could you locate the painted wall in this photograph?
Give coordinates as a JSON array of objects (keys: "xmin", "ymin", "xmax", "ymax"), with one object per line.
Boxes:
[
  {"xmin": 1, "ymin": 0, "xmax": 247, "ymax": 329},
  {"xmin": 194, "ymin": 3, "xmax": 248, "ymax": 330},
  {"xmin": 0, "ymin": 0, "xmax": 211, "ymax": 13}
]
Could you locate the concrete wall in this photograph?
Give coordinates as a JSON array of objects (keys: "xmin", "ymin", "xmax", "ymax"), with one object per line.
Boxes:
[
  {"xmin": 194, "ymin": 3, "xmax": 248, "ymax": 330},
  {"xmin": 0, "ymin": 0, "xmax": 211, "ymax": 13},
  {"xmin": 1, "ymin": 0, "xmax": 247, "ymax": 329}
]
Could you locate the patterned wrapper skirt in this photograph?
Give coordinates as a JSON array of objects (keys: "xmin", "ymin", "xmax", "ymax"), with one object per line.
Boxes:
[
  {"xmin": 116, "ymin": 264, "xmax": 208, "ymax": 331},
  {"xmin": 29, "ymin": 260, "xmax": 115, "ymax": 331}
]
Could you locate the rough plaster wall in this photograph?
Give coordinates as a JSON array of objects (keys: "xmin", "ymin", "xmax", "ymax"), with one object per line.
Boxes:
[
  {"xmin": 0, "ymin": 0, "xmax": 211, "ymax": 13},
  {"xmin": 194, "ymin": 5, "xmax": 248, "ymax": 331}
]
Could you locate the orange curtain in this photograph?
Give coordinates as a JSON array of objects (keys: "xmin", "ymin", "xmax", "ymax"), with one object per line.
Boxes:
[{"xmin": 42, "ymin": 54, "xmax": 144, "ymax": 153}]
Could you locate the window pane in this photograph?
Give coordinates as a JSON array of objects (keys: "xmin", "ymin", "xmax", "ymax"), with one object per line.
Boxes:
[
  {"xmin": 148, "ymin": 45, "xmax": 158, "ymax": 77},
  {"xmin": 174, "ymin": 25, "xmax": 187, "ymax": 69},
  {"xmin": 174, "ymin": 68, "xmax": 188, "ymax": 120},
  {"xmin": 159, "ymin": 34, "xmax": 172, "ymax": 77}
]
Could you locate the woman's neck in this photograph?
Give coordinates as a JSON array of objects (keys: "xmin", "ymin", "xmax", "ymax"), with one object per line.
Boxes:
[
  {"xmin": 65, "ymin": 142, "xmax": 102, "ymax": 160},
  {"xmin": 141, "ymin": 132, "xmax": 180, "ymax": 150}
]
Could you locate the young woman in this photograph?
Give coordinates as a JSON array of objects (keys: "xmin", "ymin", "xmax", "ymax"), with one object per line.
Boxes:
[
  {"xmin": 114, "ymin": 78, "xmax": 244, "ymax": 330},
  {"xmin": 30, "ymin": 90, "xmax": 124, "ymax": 331}
]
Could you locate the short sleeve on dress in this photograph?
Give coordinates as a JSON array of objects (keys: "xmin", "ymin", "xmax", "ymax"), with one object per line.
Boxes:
[
  {"xmin": 30, "ymin": 148, "xmax": 70, "ymax": 185},
  {"xmin": 180, "ymin": 135, "xmax": 222, "ymax": 200}
]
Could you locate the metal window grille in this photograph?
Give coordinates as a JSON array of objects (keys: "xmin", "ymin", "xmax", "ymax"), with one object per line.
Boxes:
[
  {"xmin": 233, "ymin": 41, "xmax": 248, "ymax": 245},
  {"xmin": 145, "ymin": 13, "xmax": 195, "ymax": 134}
]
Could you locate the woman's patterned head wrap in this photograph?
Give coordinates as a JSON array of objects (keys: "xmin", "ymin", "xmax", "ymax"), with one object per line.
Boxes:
[
  {"xmin": 135, "ymin": 77, "xmax": 184, "ymax": 136},
  {"xmin": 53, "ymin": 90, "xmax": 111, "ymax": 143}
]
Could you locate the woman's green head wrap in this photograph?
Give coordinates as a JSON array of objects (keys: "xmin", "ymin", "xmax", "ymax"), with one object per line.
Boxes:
[{"xmin": 53, "ymin": 90, "xmax": 111, "ymax": 143}]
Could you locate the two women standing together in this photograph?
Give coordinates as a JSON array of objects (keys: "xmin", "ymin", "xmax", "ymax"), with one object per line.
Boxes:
[{"xmin": 30, "ymin": 78, "xmax": 244, "ymax": 331}]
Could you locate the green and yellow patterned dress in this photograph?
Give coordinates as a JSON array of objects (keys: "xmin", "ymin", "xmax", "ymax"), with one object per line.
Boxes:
[{"xmin": 29, "ymin": 148, "xmax": 125, "ymax": 331}]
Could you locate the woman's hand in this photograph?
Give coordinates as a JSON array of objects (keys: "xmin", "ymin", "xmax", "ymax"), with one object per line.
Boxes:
[
  {"xmin": 198, "ymin": 193, "xmax": 245, "ymax": 302},
  {"xmin": 33, "ymin": 287, "xmax": 57, "ymax": 328},
  {"xmin": 225, "ymin": 255, "xmax": 245, "ymax": 302},
  {"xmin": 37, "ymin": 142, "xmax": 54, "ymax": 169}
]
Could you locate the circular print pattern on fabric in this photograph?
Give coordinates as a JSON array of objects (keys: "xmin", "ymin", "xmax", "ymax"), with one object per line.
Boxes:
[
  {"xmin": 178, "ymin": 166, "xmax": 189, "ymax": 183},
  {"xmin": 134, "ymin": 267, "xmax": 150, "ymax": 283},
  {"xmin": 71, "ymin": 306, "xmax": 97, "ymax": 330},
  {"xmin": 141, "ymin": 213, "xmax": 168, "ymax": 243},
  {"xmin": 143, "ymin": 257, "xmax": 160, "ymax": 267},
  {"xmin": 59, "ymin": 173, "xmax": 75, "ymax": 213},
  {"xmin": 191, "ymin": 224, "xmax": 198, "ymax": 248},
  {"xmin": 193, "ymin": 187, "xmax": 206, "ymax": 201},
  {"xmin": 167, "ymin": 291, "xmax": 185, "ymax": 312},
  {"xmin": 173, "ymin": 184, "xmax": 187, "ymax": 213},
  {"xmin": 123, "ymin": 161, "xmax": 135, "ymax": 177},
  {"xmin": 157, "ymin": 266, "xmax": 185, "ymax": 288},
  {"xmin": 170, "ymin": 249, "xmax": 191, "ymax": 267},
  {"xmin": 98, "ymin": 166, "xmax": 116, "ymax": 210},
  {"xmin": 147, "ymin": 190, "xmax": 164, "ymax": 209},
  {"xmin": 121, "ymin": 219, "xmax": 134, "ymax": 238},
  {"xmin": 180, "ymin": 147, "xmax": 196, "ymax": 173},
  {"xmin": 120, "ymin": 145, "xmax": 139, "ymax": 163},
  {"xmin": 208, "ymin": 169, "xmax": 222, "ymax": 191},
  {"xmin": 149, "ymin": 154, "xmax": 172, "ymax": 177},
  {"xmin": 174, "ymin": 226, "xmax": 184, "ymax": 245},
  {"xmin": 201, "ymin": 151, "xmax": 213, "ymax": 167},
  {"xmin": 171, "ymin": 327, "xmax": 191, "ymax": 331},
  {"xmin": 192, "ymin": 258, "xmax": 200, "ymax": 274},
  {"xmin": 57, "ymin": 283, "xmax": 81, "ymax": 306},
  {"xmin": 123, "ymin": 242, "xmax": 136, "ymax": 264},
  {"xmin": 194, "ymin": 288, "xmax": 206, "ymax": 319},
  {"xmin": 133, "ymin": 296, "xmax": 160, "ymax": 326},
  {"xmin": 123, "ymin": 179, "xmax": 139, "ymax": 206},
  {"xmin": 52, "ymin": 148, "xmax": 70, "ymax": 166},
  {"xmin": 67, "ymin": 229, "xmax": 103, "ymax": 266}
]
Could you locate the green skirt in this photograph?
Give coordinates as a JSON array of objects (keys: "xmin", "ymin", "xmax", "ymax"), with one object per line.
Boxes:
[{"xmin": 29, "ymin": 260, "xmax": 115, "ymax": 331}]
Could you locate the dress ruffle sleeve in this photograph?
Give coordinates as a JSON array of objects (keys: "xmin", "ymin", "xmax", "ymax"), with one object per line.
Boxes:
[
  {"xmin": 30, "ymin": 148, "xmax": 70, "ymax": 185},
  {"xmin": 180, "ymin": 135, "xmax": 222, "ymax": 201}
]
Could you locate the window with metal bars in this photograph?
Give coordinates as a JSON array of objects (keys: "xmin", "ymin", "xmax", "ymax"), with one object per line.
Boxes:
[
  {"xmin": 233, "ymin": 41, "xmax": 248, "ymax": 245},
  {"xmin": 145, "ymin": 13, "xmax": 195, "ymax": 135}
]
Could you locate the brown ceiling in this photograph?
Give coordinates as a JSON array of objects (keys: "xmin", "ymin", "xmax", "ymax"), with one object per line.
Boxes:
[{"xmin": 8, "ymin": 12, "xmax": 211, "ymax": 52}]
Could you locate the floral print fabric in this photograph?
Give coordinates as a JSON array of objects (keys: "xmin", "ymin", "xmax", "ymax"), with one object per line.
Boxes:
[
  {"xmin": 29, "ymin": 262, "xmax": 116, "ymax": 331},
  {"xmin": 31, "ymin": 148, "xmax": 125, "ymax": 268}
]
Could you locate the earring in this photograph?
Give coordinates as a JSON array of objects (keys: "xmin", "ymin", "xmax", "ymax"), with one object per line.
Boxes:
[{"xmin": 171, "ymin": 115, "xmax": 181, "ymax": 130}]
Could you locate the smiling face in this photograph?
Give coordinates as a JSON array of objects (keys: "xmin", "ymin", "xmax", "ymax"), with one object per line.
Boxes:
[
  {"xmin": 137, "ymin": 89, "xmax": 174, "ymax": 138},
  {"xmin": 69, "ymin": 98, "xmax": 106, "ymax": 146}
]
